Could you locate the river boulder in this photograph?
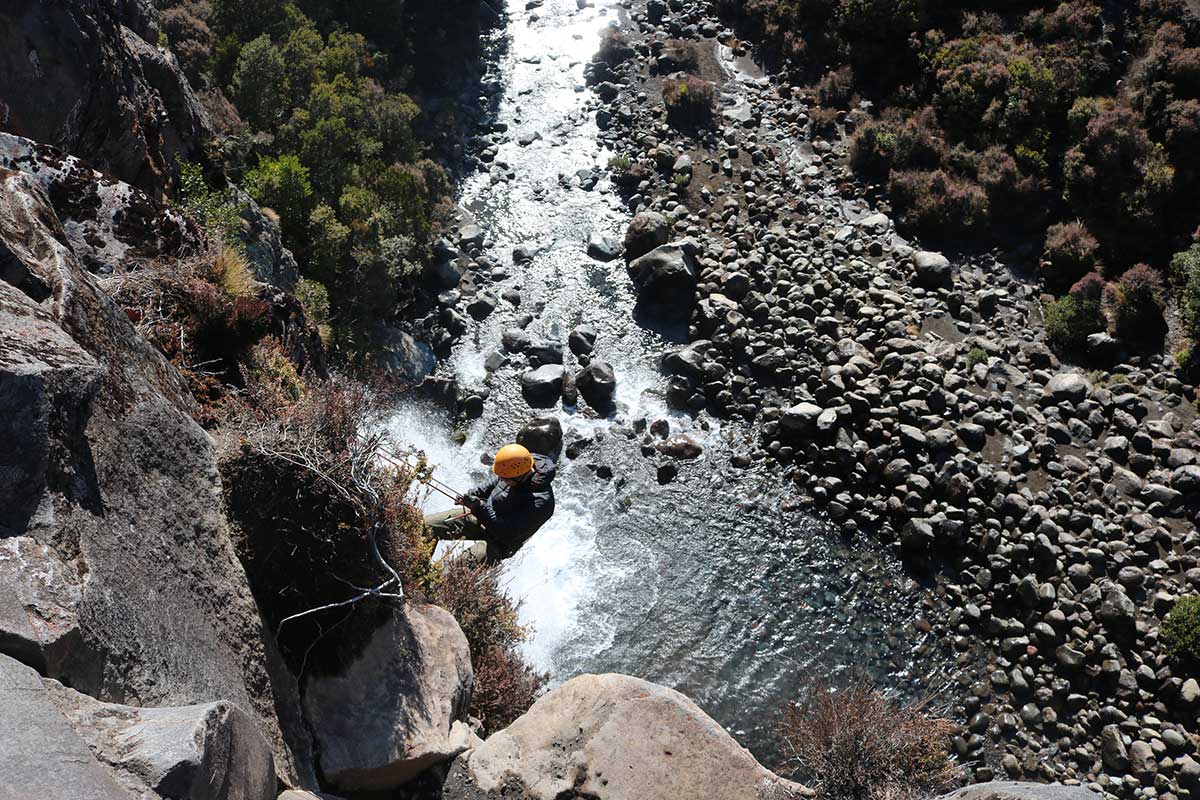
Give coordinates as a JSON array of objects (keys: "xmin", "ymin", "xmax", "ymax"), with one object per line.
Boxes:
[
  {"xmin": 627, "ymin": 241, "xmax": 699, "ymax": 316},
  {"xmin": 521, "ymin": 365, "xmax": 566, "ymax": 406},
  {"xmin": 568, "ymin": 325, "xmax": 598, "ymax": 356},
  {"xmin": 623, "ymin": 211, "xmax": 669, "ymax": 261},
  {"xmin": 781, "ymin": 402, "xmax": 824, "ymax": 435},
  {"xmin": 441, "ymin": 674, "xmax": 805, "ymax": 800},
  {"xmin": 657, "ymin": 434, "xmax": 704, "ymax": 460},
  {"xmin": 1043, "ymin": 372, "xmax": 1093, "ymax": 404},
  {"xmin": 303, "ymin": 604, "xmax": 476, "ymax": 792},
  {"xmin": 576, "ymin": 361, "xmax": 617, "ymax": 411},
  {"xmin": 912, "ymin": 250, "xmax": 953, "ymax": 289},
  {"xmin": 518, "ymin": 416, "xmax": 564, "ymax": 459},
  {"xmin": 47, "ymin": 680, "xmax": 277, "ymax": 800}
]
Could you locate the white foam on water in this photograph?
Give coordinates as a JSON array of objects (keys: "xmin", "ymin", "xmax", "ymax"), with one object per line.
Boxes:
[
  {"xmin": 496, "ymin": 467, "xmax": 601, "ymax": 670},
  {"xmin": 385, "ymin": 404, "xmax": 482, "ymax": 515}
]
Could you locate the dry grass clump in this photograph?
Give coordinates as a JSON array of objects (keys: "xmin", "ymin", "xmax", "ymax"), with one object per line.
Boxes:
[
  {"xmin": 778, "ymin": 678, "xmax": 962, "ymax": 800},
  {"xmin": 432, "ymin": 559, "xmax": 548, "ymax": 735},
  {"xmin": 209, "ymin": 244, "xmax": 258, "ymax": 298}
]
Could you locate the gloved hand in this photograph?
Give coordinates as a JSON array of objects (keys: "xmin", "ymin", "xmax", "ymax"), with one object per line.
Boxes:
[{"xmin": 458, "ymin": 495, "xmax": 481, "ymax": 512}]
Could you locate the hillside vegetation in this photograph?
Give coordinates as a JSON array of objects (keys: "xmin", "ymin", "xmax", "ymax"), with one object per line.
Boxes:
[
  {"xmin": 724, "ymin": 0, "xmax": 1200, "ymax": 361},
  {"xmin": 156, "ymin": 0, "xmax": 479, "ymax": 357}
]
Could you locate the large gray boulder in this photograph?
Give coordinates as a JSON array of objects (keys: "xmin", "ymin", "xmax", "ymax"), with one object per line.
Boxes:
[
  {"xmin": 781, "ymin": 402, "xmax": 824, "ymax": 435},
  {"xmin": 47, "ymin": 680, "xmax": 277, "ymax": 800},
  {"xmin": 0, "ymin": 167, "xmax": 313, "ymax": 785},
  {"xmin": 0, "ymin": 654, "xmax": 133, "ymax": 800},
  {"xmin": 623, "ymin": 211, "xmax": 669, "ymax": 261},
  {"xmin": 627, "ymin": 242, "xmax": 699, "ymax": 316},
  {"xmin": 932, "ymin": 782, "xmax": 1101, "ymax": 800},
  {"xmin": 913, "ymin": 250, "xmax": 953, "ymax": 289},
  {"xmin": 303, "ymin": 604, "xmax": 476, "ymax": 792},
  {"xmin": 1043, "ymin": 373, "xmax": 1093, "ymax": 404},
  {"xmin": 0, "ymin": 1, "xmax": 211, "ymax": 199},
  {"xmin": 442, "ymin": 674, "xmax": 805, "ymax": 800},
  {"xmin": 521, "ymin": 365, "xmax": 566, "ymax": 406}
]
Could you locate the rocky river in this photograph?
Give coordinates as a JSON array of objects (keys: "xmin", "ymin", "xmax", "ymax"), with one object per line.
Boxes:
[
  {"xmin": 391, "ymin": 0, "xmax": 962, "ymax": 767},
  {"xmin": 395, "ymin": 0, "xmax": 1200, "ymax": 795}
]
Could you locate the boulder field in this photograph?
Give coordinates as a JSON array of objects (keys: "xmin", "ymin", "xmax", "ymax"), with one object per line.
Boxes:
[{"xmin": 584, "ymin": 0, "xmax": 1200, "ymax": 795}]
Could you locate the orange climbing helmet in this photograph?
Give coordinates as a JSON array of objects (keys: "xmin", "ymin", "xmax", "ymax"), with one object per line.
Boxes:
[{"xmin": 493, "ymin": 444, "xmax": 534, "ymax": 479}]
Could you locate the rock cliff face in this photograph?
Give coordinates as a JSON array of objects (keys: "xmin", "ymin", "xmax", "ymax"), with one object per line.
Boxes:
[
  {"xmin": 0, "ymin": 0, "xmax": 212, "ymax": 199},
  {"xmin": 0, "ymin": 162, "xmax": 314, "ymax": 786}
]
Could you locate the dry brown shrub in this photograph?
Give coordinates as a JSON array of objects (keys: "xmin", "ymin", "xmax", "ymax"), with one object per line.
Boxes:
[
  {"xmin": 778, "ymin": 677, "xmax": 963, "ymax": 800},
  {"xmin": 223, "ymin": 378, "xmax": 434, "ymax": 676},
  {"xmin": 663, "ymin": 75, "xmax": 717, "ymax": 127},
  {"xmin": 432, "ymin": 559, "xmax": 548, "ymax": 735}
]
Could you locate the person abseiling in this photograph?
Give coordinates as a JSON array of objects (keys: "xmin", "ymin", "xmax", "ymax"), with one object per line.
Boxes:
[{"xmin": 424, "ymin": 443, "xmax": 556, "ymax": 563}]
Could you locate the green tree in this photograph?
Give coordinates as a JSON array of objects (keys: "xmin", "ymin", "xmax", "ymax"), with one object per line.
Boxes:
[
  {"xmin": 210, "ymin": 0, "xmax": 291, "ymax": 42},
  {"xmin": 281, "ymin": 24, "xmax": 326, "ymax": 103},
  {"xmin": 245, "ymin": 154, "xmax": 313, "ymax": 243},
  {"xmin": 307, "ymin": 204, "xmax": 350, "ymax": 285},
  {"xmin": 300, "ymin": 116, "xmax": 359, "ymax": 196},
  {"xmin": 232, "ymin": 35, "xmax": 289, "ymax": 131}
]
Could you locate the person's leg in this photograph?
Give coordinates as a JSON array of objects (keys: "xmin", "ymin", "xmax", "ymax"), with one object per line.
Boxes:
[{"xmin": 424, "ymin": 506, "xmax": 487, "ymax": 540}]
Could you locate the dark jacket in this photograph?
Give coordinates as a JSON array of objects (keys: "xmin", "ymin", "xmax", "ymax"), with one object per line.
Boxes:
[{"xmin": 464, "ymin": 454, "xmax": 556, "ymax": 557}]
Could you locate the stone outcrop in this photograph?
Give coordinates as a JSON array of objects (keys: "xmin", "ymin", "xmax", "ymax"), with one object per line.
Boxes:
[
  {"xmin": 0, "ymin": 0, "xmax": 212, "ymax": 198},
  {"xmin": 0, "ymin": 538, "xmax": 94, "ymax": 681},
  {"xmin": 0, "ymin": 132, "xmax": 202, "ymax": 275},
  {"xmin": 47, "ymin": 680, "xmax": 277, "ymax": 800},
  {"xmin": 0, "ymin": 166, "xmax": 314, "ymax": 786},
  {"xmin": 303, "ymin": 604, "xmax": 476, "ymax": 792},
  {"xmin": 442, "ymin": 674, "xmax": 805, "ymax": 800},
  {"xmin": 1, "ymin": 654, "xmax": 135, "ymax": 799}
]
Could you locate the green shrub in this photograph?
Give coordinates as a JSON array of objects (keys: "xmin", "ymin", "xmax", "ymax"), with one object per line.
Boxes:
[
  {"xmin": 814, "ymin": 65, "xmax": 855, "ymax": 108},
  {"xmin": 176, "ymin": 160, "xmax": 243, "ymax": 242},
  {"xmin": 663, "ymin": 75, "xmax": 717, "ymax": 127},
  {"xmin": 1044, "ymin": 273, "xmax": 1106, "ymax": 353},
  {"xmin": 245, "ymin": 154, "xmax": 314, "ymax": 243},
  {"xmin": 888, "ymin": 169, "xmax": 989, "ymax": 237},
  {"xmin": 1161, "ymin": 595, "xmax": 1200, "ymax": 668},
  {"xmin": 295, "ymin": 277, "xmax": 331, "ymax": 343},
  {"xmin": 849, "ymin": 108, "xmax": 945, "ymax": 180},
  {"xmin": 966, "ymin": 347, "xmax": 987, "ymax": 368},
  {"xmin": 231, "ymin": 35, "xmax": 289, "ymax": 131},
  {"xmin": 1063, "ymin": 106, "xmax": 1176, "ymax": 263},
  {"xmin": 1171, "ymin": 243, "xmax": 1200, "ymax": 341}
]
